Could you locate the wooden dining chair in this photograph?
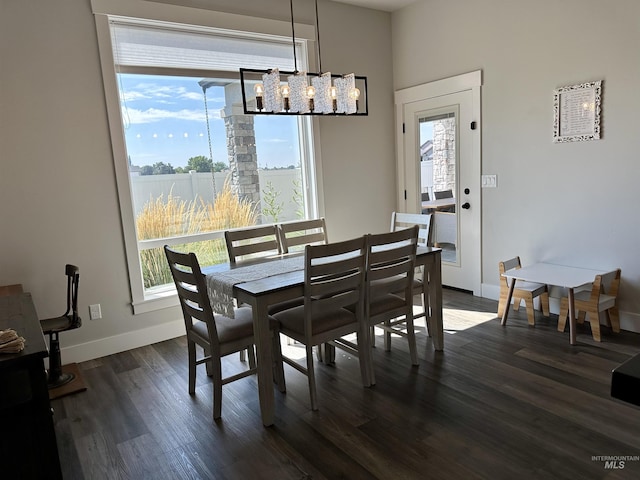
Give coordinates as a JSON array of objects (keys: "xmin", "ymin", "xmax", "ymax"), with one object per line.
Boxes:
[
  {"xmin": 164, "ymin": 246, "xmax": 285, "ymax": 420},
  {"xmin": 277, "ymin": 218, "xmax": 329, "ymax": 354},
  {"xmin": 389, "ymin": 212, "xmax": 432, "ymax": 335},
  {"xmin": 224, "ymin": 224, "xmax": 282, "ymax": 264},
  {"xmin": 272, "ymin": 236, "xmax": 371, "ymax": 410},
  {"xmin": 558, "ymin": 268, "xmax": 621, "ymax": 342},
  {"xmin": 224, "ymin": 224, "xmax": 285, "ymax": 360},
  {"xmin": 361, "ymin": 226, "xmax": 419, "ymax": 383},
  {"xmin": 277, "ymin": 218, "xmax": 327, "ymax": 254},
  {"xmin": 434, "ymin": 189, "xmax": 453, "ymax": 200},
  {"xmin": 225, "ymin": 223, "xmax": 307, "ymax": 335},
  {"xmin": 498, "ymin": 257, "xmax": 550, "ymax": 326},
  {"xmin": 434, "ymin": 189, "xmax": 455, "ymax": 213}
]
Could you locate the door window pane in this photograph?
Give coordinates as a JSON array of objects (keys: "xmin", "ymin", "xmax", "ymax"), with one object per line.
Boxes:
[{"xmin": 419, "ymin": 113, "xmax": 457, "ymax": 263}]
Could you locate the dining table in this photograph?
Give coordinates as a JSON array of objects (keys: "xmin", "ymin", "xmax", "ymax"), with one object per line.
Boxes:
[
  {"xmin": 421, "ymin": 198, "xmax": 456, "ymax": 211},
  {"xmin": 501, "ymin": 262, "xmax": 607, "ymax": 345},
  {"xmin": 203, "ymin": 245, "xmax": 443, "ymax": 426}
]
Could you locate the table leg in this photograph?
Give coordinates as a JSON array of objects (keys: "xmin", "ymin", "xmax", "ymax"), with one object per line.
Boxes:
[
  {"xmin": 248, "ymin": 296, "xmax": 275, "ymax": 426},
  {"xmin": 425, "ymin": 251, "xmax": 444, "ymax": 351},
  {"xmin": 568, "ymin": 288, "xmax": 577, "ymax": 345},
  {"xmin": 501, "ymin": 278, "xmax": 516, "ymax": 326}
]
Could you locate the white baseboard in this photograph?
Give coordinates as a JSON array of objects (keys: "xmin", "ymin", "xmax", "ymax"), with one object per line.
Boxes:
[
  {"xmin": 60, "ymin": 285, "xmax": 639, "ymax": 364},
  {"xmin": 60, "ymin": 319, "xmax": 185, "ymax": 364},
  {"xmin": 481, "ymin": 282, "xmax": 640, "ymax": 334}
]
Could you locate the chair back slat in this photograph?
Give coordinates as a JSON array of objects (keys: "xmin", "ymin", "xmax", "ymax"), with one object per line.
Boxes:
[
  {"xmin": 601, "ymin": 269, "xmax": 621, "ymax": 294},
  {"xmin": 370, "ymin": 242, "xmax": 416, "ymax": 266},
  {"xmin": 391, "ymin": 212, "xmax": 432, "ymax": 247},
  {"xmin": 225, "ymin": 225, "xmax": 281, "ymax": 264},
  {"xmin": 434, "ymin": 189, "xmax": 453, "ymax": 199},
  {"xmin": 278, "ymin": 218, "xmax": 327, "ymax": 253},
  {"xmin": 499, "ymin": 257, "xmax": 521, "ymax": 287},
  {"xmin": 231, "ymin": 240, "xmax": 280, "ymax": 259},
  {"xmin": 285, "ymin": 231, "xmax": 326, "ymax": 249},
  {"xmin": 592, "ymin": 268, "xmax": 622, "ymax": 302},
  {"xmin": 369, "ymin": 259, "xmax": 414, "ymax": 284},
  {"xmin": 310, "ymin": 253, "xmax": 362, "ymax": 277},
  {"xmin": 501, "ymin": 257, "xmax": 521, "ymax": 273}
]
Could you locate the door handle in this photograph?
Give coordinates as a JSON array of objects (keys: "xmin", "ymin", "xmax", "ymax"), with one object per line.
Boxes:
[{"xmin": 461, "ymin": 202, "xmax": 471, "ymax": 209}]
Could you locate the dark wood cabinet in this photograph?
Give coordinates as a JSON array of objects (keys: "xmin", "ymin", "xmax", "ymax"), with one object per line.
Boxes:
[
  {"xmin": 0, "ymin": 293, "xmax": 62, "ymax": 479},
  {"xmin": 612, "ymin": 353, "xmax": 640, "ymax": 407}
]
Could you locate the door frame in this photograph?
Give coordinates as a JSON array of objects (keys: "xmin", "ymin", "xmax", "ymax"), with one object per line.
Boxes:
[{"xmin": 394, "ymin": 70, "xmax": 482, "ymax": 295}]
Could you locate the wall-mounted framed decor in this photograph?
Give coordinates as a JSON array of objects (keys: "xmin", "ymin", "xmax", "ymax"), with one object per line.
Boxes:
[{"xmin": 553, "ymin": 80, "xmax": 602, "ymax": 143}]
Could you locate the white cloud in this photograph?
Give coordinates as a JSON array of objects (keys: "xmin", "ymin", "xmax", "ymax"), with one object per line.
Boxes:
[
  {"xmin": 124, "ymin": 83, "xmax": 207, "ymax": 102},
  {"xmin": 120, "ymin": 90, "xmax": 149, "ymax": 102},
  {"xmin": 181, "ymin": 91, "xmax": 204, "ymax": 101},
  {"xmin": 124, "ymin": 107, "xmax": 220, "ymax": 124}
]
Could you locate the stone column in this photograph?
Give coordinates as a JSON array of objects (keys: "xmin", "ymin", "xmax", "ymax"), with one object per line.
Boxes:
[
  {"xmin": 221, "ymin": 83, "xmax": 261, "ymax": 212},
  {"xmin": 432, "ymin": 118, "xmax": 456, "ymax": 192}
]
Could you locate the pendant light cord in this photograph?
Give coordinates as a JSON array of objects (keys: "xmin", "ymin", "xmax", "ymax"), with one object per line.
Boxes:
[
  {"xmin": 290, "ymin": 0, "xmax": 298, "ymax": 73},
  {"xmin": 315, "ymin": 0, "xmax": 323, "ymax": 73}
]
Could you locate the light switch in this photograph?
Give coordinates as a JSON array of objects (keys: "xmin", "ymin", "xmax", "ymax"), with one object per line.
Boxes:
[
  {"xmin": 482, "ymin": 175, "xmax": 497, "ymax": 188},
  {"xmin": 89, "ymin": 304, "xmax": 102, "ymax": 320}
]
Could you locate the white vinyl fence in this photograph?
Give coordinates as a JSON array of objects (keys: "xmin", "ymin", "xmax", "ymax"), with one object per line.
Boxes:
[{"xmin": 130, "ymin": 169, "xmax": 303, "ymax": 223}]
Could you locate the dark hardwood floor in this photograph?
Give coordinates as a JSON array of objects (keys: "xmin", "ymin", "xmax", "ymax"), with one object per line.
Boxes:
[{"xmin": 52, "ymin": 290, "xmax": 640, "ymax": 479}]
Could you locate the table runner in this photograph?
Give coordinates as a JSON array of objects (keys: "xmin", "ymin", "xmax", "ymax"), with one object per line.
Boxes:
[{"xmin": 206, "ymin": 256, "xmax": 305, "ymax": 318}]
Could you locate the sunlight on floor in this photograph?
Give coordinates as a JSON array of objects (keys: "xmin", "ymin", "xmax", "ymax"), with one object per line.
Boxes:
[
  {"xmin": 442, "ymin": 307, "xmax": 497, "ymax": 333},
  {"xmin": 278, "ymin": 305, "xmax": 499, "ymax": 361}
]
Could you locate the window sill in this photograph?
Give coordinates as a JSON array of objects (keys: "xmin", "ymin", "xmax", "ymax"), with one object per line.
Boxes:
[{"xmin": 132, "ymin": 286, "xmax": 179, "ymax": 315}]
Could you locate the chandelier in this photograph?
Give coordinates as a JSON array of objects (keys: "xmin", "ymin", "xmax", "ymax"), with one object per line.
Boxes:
[{"xmin": 239, "ymin": 0, "xmax": 368, "ymax": 116}]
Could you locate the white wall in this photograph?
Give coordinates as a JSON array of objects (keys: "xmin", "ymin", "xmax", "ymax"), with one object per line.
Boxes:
[
  {"xmin": 393, "ymin": 0, "xmax": 640, "ymax": 331},
  {"xmin": 0, "ymin": 0, "xmax": 395, "ymax": 362}
]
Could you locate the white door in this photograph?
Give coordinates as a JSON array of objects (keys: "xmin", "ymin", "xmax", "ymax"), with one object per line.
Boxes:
[{"xmin": 395, "ymin": 72, "xmax": 482, "ymax": 294}]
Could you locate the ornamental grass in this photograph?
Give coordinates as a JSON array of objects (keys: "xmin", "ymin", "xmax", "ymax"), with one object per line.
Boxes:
[{"xmin": 136, "ymin": 179, "xmax": 257, "ymax": 288}]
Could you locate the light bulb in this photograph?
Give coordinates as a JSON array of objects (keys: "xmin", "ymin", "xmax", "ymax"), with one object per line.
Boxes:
[
  {"xmin": 281, "ymin": 84, "xmax": 291, "ymax": 111},
  {"xmin": 307, "ymin": 85, "xmax": 316, "ymax": 111},
  {"xmin": 254, "ymin": 83, "xmax": 264, "ymax": 111},
  {"xmin": 330, "ymin": 86, "xmax": 337, "ymax": 112},
  {"xmin": 306, "ymin": 85, "xmax": 316, "ymax": 98},
  {"xmin": 350, "ymin": 87, "xmax": 361, "ymax": 112}
]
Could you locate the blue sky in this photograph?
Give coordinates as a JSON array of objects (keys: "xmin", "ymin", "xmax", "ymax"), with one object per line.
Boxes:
[
  {"xmin": 420, "ymin": 119, "xmax": 434, "ymax": 145},
  {"xmin": 118, "ymin": 74, "xmax": 300, "ymax": 169}
]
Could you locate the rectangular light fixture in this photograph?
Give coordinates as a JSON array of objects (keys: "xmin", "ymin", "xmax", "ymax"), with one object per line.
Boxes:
[{"xmin": 240, "ymin": 68, "xmax": 368, "ymax": 116}]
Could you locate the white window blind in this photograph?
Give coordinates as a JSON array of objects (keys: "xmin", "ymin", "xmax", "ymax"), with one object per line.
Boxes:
[{"xmin": 110, "ymin": 20, "xmax": 302, "ymax": 71}]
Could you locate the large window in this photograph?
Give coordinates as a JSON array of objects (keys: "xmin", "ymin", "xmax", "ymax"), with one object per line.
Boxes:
[{"xmin": 94, "ymin": 6, "xmax": 320, "ymax": 312}]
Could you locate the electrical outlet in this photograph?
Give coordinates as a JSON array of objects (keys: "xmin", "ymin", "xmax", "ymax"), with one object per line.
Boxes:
[
  {"xmin": 481, "ymin": 174, "xmax": 497, "ymax": 188},
  {"xmin": 89, "ymin": 304, "xmax": 102, "ymax": 320}
]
